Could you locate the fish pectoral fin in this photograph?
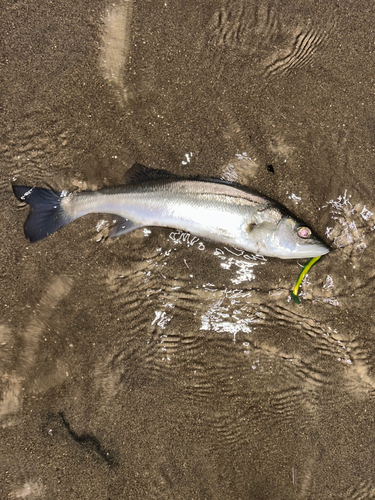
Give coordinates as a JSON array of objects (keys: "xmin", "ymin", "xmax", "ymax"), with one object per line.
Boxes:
[
  {"xmin": 247, "ymin": 221, "xmax": 278, "ymax": 237},
  {"xmin": 109, "ymin": 217, "xmax": 143, "ymax": 238},
  {"xmin": 124, "ymin": 163, "xmax": 181, "ymax": 184}
]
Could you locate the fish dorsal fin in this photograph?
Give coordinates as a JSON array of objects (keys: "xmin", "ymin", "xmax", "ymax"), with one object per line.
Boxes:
[
  {"xmin": 124, "ymin": 163, "xmax": 181, "ymax": 184},
  {"xmin": 248, "ymin": 221, "xmax": 278, "ymax": 237}
]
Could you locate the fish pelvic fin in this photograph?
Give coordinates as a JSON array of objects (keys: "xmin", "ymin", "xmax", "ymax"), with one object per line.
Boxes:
[
  {"xmin": 13, "ymin": 186, "xmax": 71, "ymax": 243},
  {"xmin": 108, "ymin": 217, "xmax": 143, "ymax": 238}
]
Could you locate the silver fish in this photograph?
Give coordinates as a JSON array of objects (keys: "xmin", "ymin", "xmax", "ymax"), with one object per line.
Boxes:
[{"xmin": 13, "ymin": 164, "xmax": 329, "ymax": 259}]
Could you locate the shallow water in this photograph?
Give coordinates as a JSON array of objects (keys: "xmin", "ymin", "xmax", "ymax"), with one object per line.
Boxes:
[{"xmin": 1, "ymin": 0, "xmax": 375, "ymax": 498}]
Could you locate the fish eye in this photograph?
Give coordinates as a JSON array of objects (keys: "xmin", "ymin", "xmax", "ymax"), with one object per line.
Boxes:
[{"xmin": 297, "ymin": 226, "xmax": 311, "ymax": 239}]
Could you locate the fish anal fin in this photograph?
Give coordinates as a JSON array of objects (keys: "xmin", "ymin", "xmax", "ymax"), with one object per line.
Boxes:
[
  {"xmin": 124, "ymin": 163, "xmax": 180, "ymax": 184},
  {"xmin": 108, "ymin": 217, "xmax": 143, "ymax": 238}
]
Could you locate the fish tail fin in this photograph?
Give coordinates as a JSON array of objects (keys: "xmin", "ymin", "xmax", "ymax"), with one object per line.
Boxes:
[{"xmin": 13, "ymin": 186, "xmax": 71, "ymax": 242}]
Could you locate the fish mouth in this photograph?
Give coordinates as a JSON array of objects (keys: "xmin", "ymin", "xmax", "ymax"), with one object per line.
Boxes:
[
  {"xmin": 320, "ymin": 244, "xmax": 330, "ymax": 255},
  {"xmin": 284, "ymin": 239, "xmax": 330, "ymax": 259},
  {"xmin": 301, "ymin": 242, "xmax": 330, "ymax": 258}
]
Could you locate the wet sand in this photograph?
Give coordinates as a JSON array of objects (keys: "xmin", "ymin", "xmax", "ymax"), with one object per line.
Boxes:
[{"xmin": 1, "ymin": 0, "xmax": 375, "ymax": 498}]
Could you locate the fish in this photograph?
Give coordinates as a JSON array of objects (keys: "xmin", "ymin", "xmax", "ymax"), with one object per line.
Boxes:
[{"xmin": 12, "ymin": 163, "xmax": 330, "ymax": 259}]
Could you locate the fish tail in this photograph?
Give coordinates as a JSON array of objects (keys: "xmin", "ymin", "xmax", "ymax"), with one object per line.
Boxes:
[{"xmin": 13, "ymin": 186, "xmax": 72, "ymax": 242}]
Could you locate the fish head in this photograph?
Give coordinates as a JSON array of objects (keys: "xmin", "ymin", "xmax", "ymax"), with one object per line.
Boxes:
[
  {"xmin": 271, "ymin": 214, "xmax": 330, "ymax": 259},
  {"xmin": 245, "ymin": 209, "xmax": 330, "ymax": 259}
]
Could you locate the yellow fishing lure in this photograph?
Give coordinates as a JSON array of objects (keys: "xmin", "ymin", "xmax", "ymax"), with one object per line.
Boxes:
[{"xmin": 291, "ymin": 256, "xmax": 322, "ymax": 304}]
